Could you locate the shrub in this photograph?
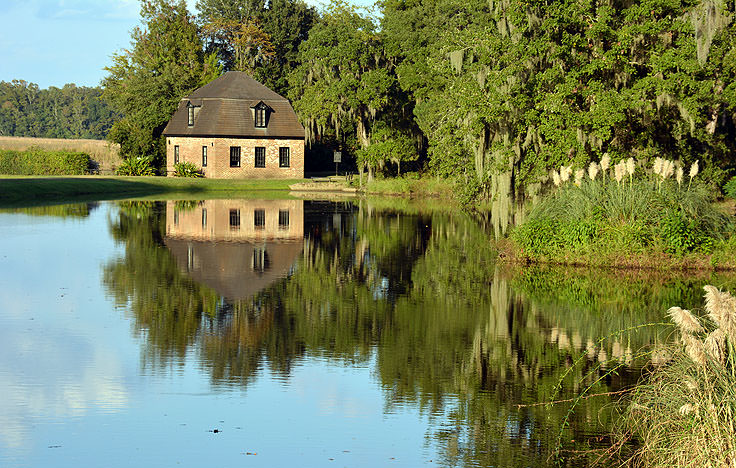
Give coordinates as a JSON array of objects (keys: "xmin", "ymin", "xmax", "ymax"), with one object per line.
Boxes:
[
  {"xmin": 173, "ymin": 161, "xmax": 203, "ymax": 178},
  {"xmin": 116, "ymin": 156, "xmax": 156, "ymax": 176},
  {"xmin": 659, "ymin": 214, "xmax": 714, "ymax": 254},
  {"xmin": 0, "ymin": 147, "xmax": 90, "ymax": 175}
]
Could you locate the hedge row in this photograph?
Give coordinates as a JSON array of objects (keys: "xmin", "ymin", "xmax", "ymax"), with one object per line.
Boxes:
[{"xmin": 0, "ymin": 147, "xmax": 90, "ymax": 175}]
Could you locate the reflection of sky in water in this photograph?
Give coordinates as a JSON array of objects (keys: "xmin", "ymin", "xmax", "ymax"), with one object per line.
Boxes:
[
  {"xmin": 0, "ymin": 205, "xmax": 445, "ymax": 467},
  {"xmin": 0, "ymin": 208, "xmax": 132, "ymax": 457}
]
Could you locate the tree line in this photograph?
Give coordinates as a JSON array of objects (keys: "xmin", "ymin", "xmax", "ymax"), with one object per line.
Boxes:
[
  {"xmin": 19, "ymin": 0, "xmax": 736, "ymax": 202},
  {"xmin": 0, "ymin": 80, "xmax": 117, "ymax": 140}
]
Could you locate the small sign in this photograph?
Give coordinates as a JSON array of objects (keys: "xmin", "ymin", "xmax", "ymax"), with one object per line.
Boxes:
[{"xmin": 333, "ymin": 151, "xmax": 342, "ymax": 163}]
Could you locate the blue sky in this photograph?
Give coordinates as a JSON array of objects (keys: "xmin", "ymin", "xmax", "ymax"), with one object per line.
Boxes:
[{"xmin": 0, "ymin": 0, "xmax": 350, "ymax": 90}]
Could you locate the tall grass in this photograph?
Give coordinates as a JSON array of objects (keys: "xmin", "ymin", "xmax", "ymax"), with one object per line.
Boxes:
[
  {"xmin": 619, "ymin": 286, "xmax": 736, "ymax": 467},
  {"xmin": 512, "ymin": 158, "xmax": 734, "ymax": 260}
]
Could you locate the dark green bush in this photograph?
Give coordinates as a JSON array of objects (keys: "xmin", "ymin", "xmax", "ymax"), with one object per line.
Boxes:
[
  {"xmin": 173, "ymin": 161, "xmax": 203, "ymax": 178},
  {"xmin": 0, "ymin": 147, "xmax": 90, "ymax": 175},
  {"xmin": 659, "ymin": 214, "xmax": 714, "ymax": 254},
  {"xmin": 513, "ymin": 219, "xmax": 601, "ymax": 256},
  {"xmin": 116, "ymin": 156, "xmax": 156, "ymax": 176},
  {"xmin": 512, "ymin": 219, "xmax": 562, "ymax": 255}
]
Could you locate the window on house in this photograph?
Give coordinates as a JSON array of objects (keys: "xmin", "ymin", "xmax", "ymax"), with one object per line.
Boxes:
[
  {"xmin": 202, "ymin": 146, "xmax": 207, "ymax": 167},
  {"xmin": 188, "ymin": 105, "xmax": 194, "ymax": 126},
  {"xmin": 201, "ymin": 208, "xmax": 207, "ymax": 228},
  {"xmin": 174, "ymin": 145, "xmax": 179, "ymax": 164},
  {"xmin": 279, "ymin": 147, "xmax": 290, "ymax": 168},
  {"xmin": 255, "ymin": 147, "xmax": 266, "ymax": 168},
  {"xmin": 252, "ymin": 247, "xmax": 268, "ymax": 272},
  {"xmin": 254, "ymin": 209, "xmax": 265, "ymax": 229},
  {"xmin": 254, "ymin": 104, "xmax": 267, "ymax": 128},
  {"xmin": 229, "ymin": 209, "xmax": 240, "ymax": 229},
  {"xmin": 278, "ymin": 209, "xmax": 289, "ymax": 229},
  {"xmin": 230, "ymin": 146, "xmax": 241, "ymax": 167}
]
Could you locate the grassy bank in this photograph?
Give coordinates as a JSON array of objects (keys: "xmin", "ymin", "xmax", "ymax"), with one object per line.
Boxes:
[
  {"xmin": 0, "ymin": 176, "xmax": 302, "ymax": 207},
  {"xmin": 356, "ymin": 174, "xmax": 456, "ymax": 198}
]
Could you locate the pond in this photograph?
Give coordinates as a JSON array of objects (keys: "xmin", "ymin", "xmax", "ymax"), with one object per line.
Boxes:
[{"xmin": 1, "ymin": 198, "xmax": 733, "ymax": 467}]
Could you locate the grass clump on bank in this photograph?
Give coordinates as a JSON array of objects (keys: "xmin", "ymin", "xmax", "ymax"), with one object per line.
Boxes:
[
  {"xmin": 0, "ymin": 147, "xmax": 90, "ymax": 175},
  {"xmin": 618, "ymin": 286, "xmax": 736, "ymax": 467},
  {"xmin": 510, "ymin": 157, "xmax": 735, "ymax": 268},
  {"xmin": 358, "ymin": 173, "xmax": 456, "ymax": 198}
]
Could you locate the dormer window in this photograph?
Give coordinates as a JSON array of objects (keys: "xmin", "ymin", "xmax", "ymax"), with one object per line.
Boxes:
[
  {"xmin": 187, "ymin": 102, "xmax": 195, "ymax": 127},
  {"xmin": 254, "ymin": 102, "xmax": 268, "ymax": 128}
]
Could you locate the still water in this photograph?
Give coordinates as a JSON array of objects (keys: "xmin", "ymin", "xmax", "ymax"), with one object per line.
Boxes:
[{"xmin": 0, "ymin": 198, "xmax": 732, "ymax": 467}]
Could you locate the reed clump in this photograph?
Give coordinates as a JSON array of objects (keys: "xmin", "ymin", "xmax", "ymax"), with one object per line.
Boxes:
[
  {"xmin": 621, "ymin": 285, "xmax": 736, "ymax": 467},
  {"xmin": 512, "ymin": 157, "xmax": 734, "ymax": 264}
]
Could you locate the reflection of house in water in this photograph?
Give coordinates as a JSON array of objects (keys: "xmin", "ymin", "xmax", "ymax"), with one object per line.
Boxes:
[{"xmin": 165, "ymin": 200, "xmax": 304, "ymax": 300}]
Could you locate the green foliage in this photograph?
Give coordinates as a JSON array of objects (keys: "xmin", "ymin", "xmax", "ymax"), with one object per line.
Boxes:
[
  {"xmin": 660, "ymin": 213, "xmax": 714, "ymax": 254},
  {"xmin": 289, "ymin": 0, "xmax": 395, "ymax": 161},
  {"xmin": 173, "ymin": 161, "xmax": 203, "ymax": 177},
  {"xmin": 103, "ymin": 0, "xmax": 221, "ymax": 167},
  {"xmin": 115, "ymin": 156, "xmax": 156, "ymax": 176},
  {"xmin": 725, "ymin": 176, "xmax": 736, "ymax": 199},
  {"xmin": 0, "ymin": 147, "xmax": 89, "ymax": 175},
  {"xmin": 0, "ymin": 80, "xmax": 117, "ymax": 139},
  {"xmin": 355, "ymin": 122, "xmax": 418, "ymax": 175},
  {"xmin": 377, "ymin": 0, "xmax": 736, "ymax": 210},
  {"xmin": 512, "ymin": 175, "xmax": 732, "ymax": 258},
  {"xmin": 197, "ymin": 0, "xmax": 317, "ymax": 95}
]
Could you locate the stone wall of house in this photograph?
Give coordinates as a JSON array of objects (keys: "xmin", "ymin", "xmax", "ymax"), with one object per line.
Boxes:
[
  {"xmin": 165, "ymin": 136, "xmax": 304, "ymax": 179},
  {"xmin": 165, "ymin": 199, "xmax": 304, "ymax": 242}
]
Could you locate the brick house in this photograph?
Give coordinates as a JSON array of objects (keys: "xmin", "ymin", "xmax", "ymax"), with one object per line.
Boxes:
[{"xmin": 162, "ymin": 71, "xmax": 305, "ymax": 178}]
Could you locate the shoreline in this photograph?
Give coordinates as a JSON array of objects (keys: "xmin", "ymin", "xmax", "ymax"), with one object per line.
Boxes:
[{"xmin": 498, "ymin": 239, "xmax": 736, "ymax": 272}]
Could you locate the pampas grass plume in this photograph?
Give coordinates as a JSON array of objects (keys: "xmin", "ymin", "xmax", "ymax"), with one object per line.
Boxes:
[
  {"xmin": 682, "ymin": 332, "xmax": 707, "ymax": 366},
  {"xmin": 689, "ymin": 160, "xmax": 699, "ymax": 179},
  {"xmin": 703, "ymin": 285, "xmax": 736, "ymax": 342},
  {"xmin": 704, "ymin": 328, "xmax": 726, "ymax": 364},
  {"xmin": 600, "ymin": 153, "xmax": 610, "ymax": 172},
  {"xmin": 704, "ymin": 285, "xmax": 728, "ymax": 327},
  {"xmin": 574, "ymin": 168, "xmax": 584, "ymax": 186},
  {"xmin": 588, "ymin": 161, "xmax": 599, "ymax": 180},
  {"xmin": 662, "ymin": 160, "xmax": 675, "ymax": 179},
  {"xmin": 551, "ymin": 169, "xmax": 561, "ymax": 186},
  {"xmin": 668, "ymin": 306, "xmax": 704, "ymax": 334},
  {"xmin": 560, "ymin": 165, "xmax": 572, "ymax": 183},
  {"xmin": 653, "ymin": 157, "xmax": 663, "ymax": 175},
  {"xmin": 626, "ymin": 157, "xmax": 635, "ymax": 176},
  {"xmin": 676, "ymin": 166, "xmax": 684, "ymax": 185},
  {"xmin": 679, "ymin": 403, "xmax": 695, "ymax": 416},
  {"xmin": 614, "ymin": 161, "xmax": 625, "ymax": 183}
]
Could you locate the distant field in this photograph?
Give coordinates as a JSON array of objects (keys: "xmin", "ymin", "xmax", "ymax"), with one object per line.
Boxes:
[{"xmin": 0, "ymin": 136, "xmax": 122, "ymax": 173}]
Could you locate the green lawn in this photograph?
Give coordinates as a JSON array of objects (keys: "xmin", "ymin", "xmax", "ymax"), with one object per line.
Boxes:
[{"xmin": 0, "ymin": 175, "xmax": 305, "ymax": 207}]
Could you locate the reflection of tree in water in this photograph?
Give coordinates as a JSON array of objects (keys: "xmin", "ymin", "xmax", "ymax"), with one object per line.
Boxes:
[
  {"xmin": 102, "ymin": 199, "xmax": 735, "ymax": 467},
  {"xmin": 103, "ymin": 201, "xmax": 220, "ymax": 365},
  {"xmin": 1, "ymin": 202, "xmax": 98, "ymax": 218}
]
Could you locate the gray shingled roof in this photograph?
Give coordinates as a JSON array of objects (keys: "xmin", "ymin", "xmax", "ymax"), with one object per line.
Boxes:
[
  {"xmin": 165, "ymin": 237, "xmax": 303, "ymax": 300},
  {"xmin": 163, "ymin": 71, "xmax": 304, "ymax": 139}
]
